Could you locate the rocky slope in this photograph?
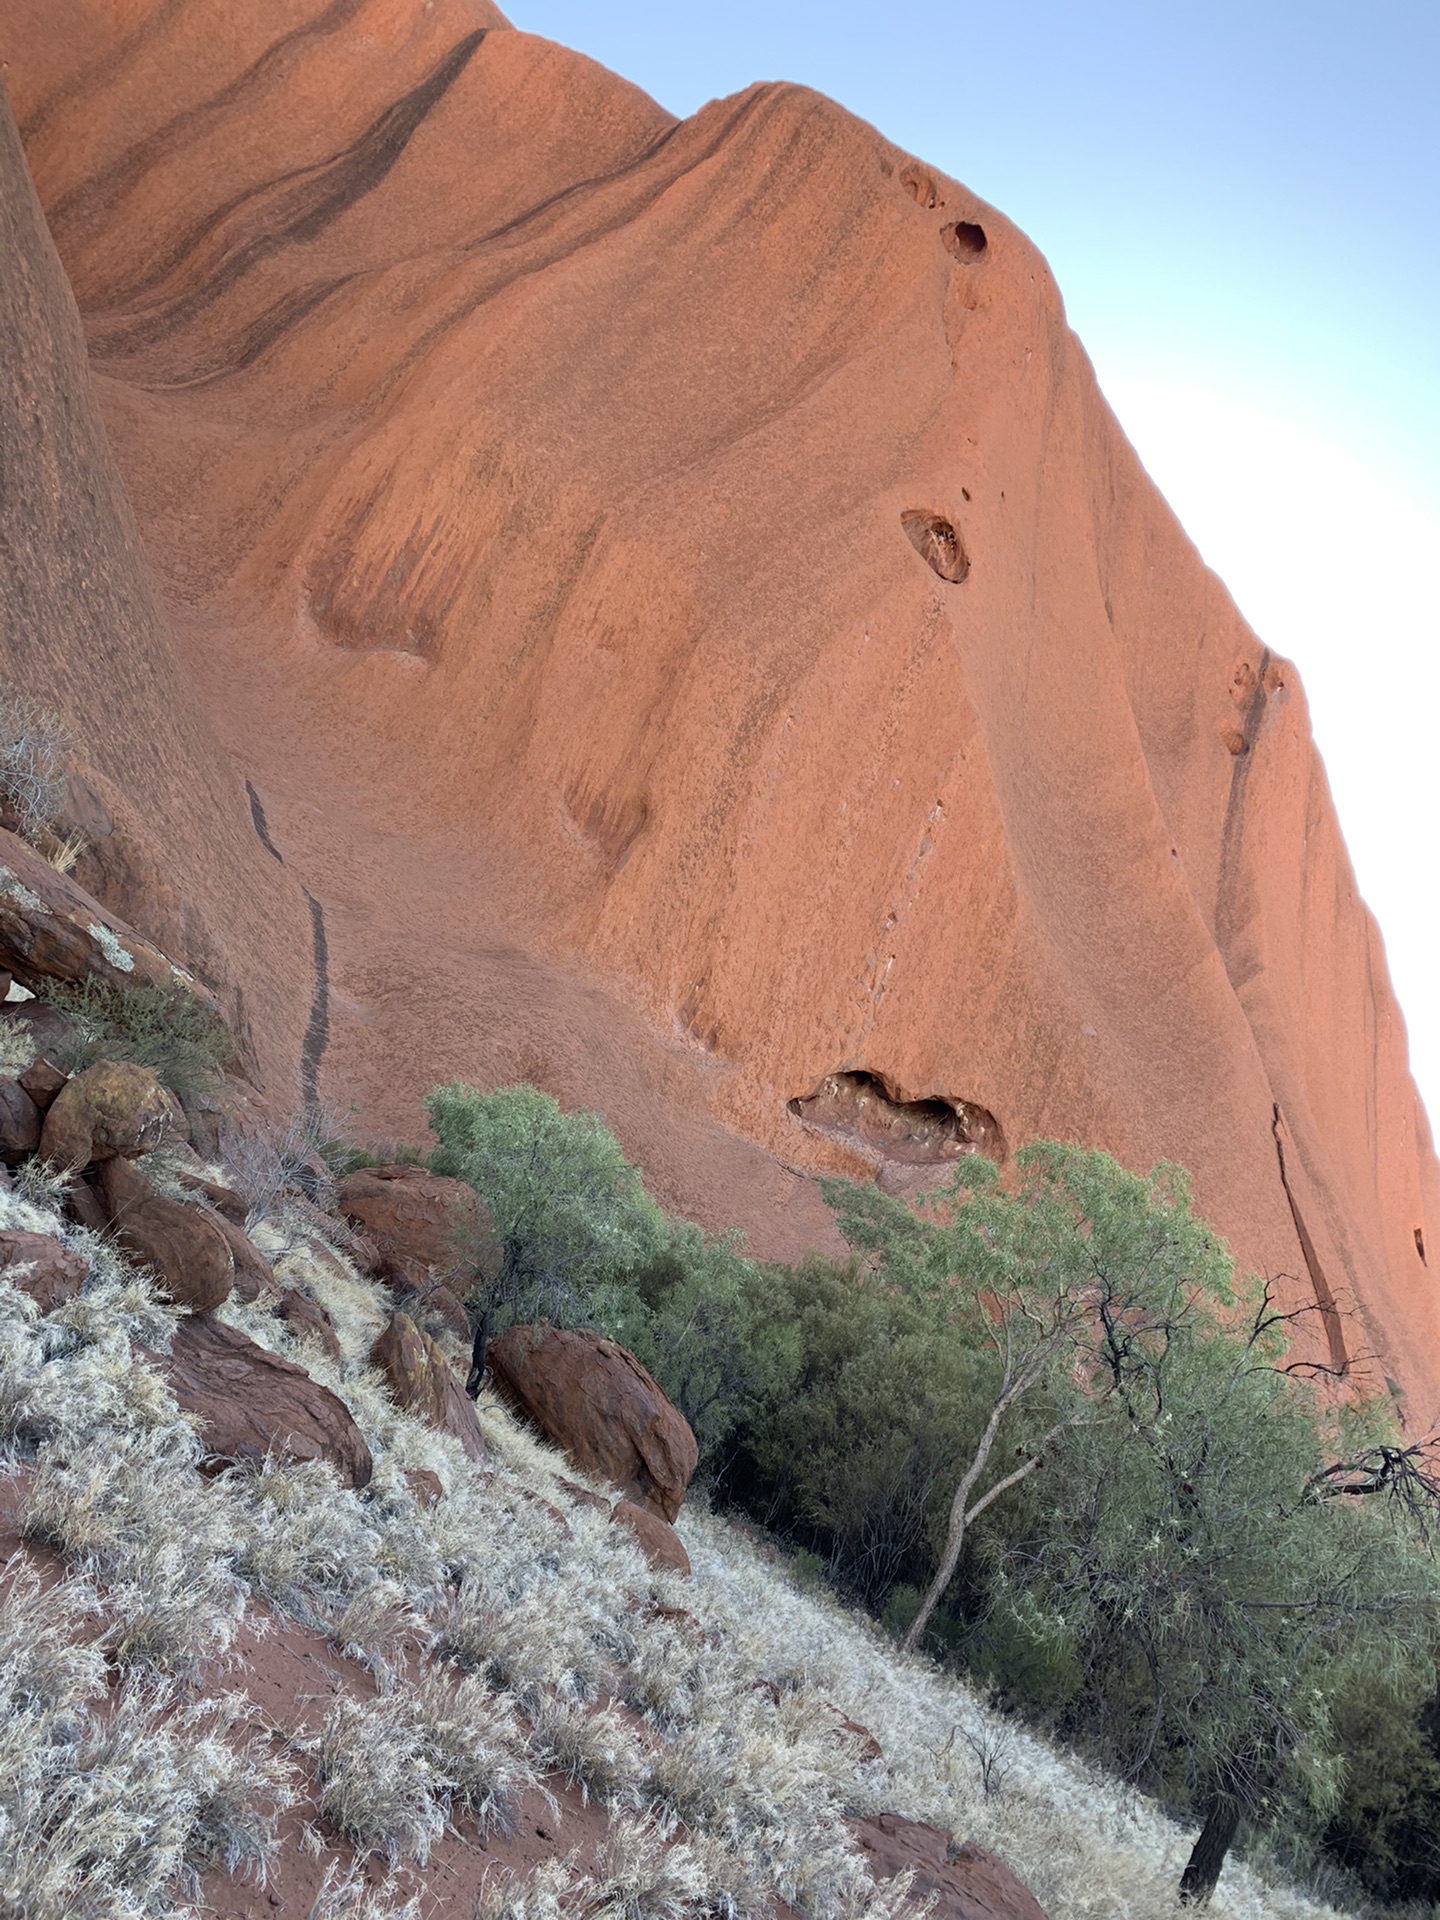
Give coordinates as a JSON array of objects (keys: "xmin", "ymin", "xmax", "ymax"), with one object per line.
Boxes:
[{"xmin": 0, "ymin": 2, "xmax": 1436, "ymax": 1414}]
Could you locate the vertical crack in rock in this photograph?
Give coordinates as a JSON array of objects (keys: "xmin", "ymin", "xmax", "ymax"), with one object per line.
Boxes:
[
  {"xmin": 300, "ymin": 888, "xmax": 330, "ymax": 1107},
  {"xmin": 1272, "ymin": 1103, "xmax": 1350, "ymax": 1375}
]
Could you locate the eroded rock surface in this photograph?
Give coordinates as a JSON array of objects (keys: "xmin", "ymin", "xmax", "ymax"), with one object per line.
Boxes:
[{"xmin": 2, "ymin": 8, "xmax": 1437, "ymax": 1412}]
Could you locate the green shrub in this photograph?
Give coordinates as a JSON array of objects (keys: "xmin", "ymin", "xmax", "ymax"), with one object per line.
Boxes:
[
  {"xmin": 0, "ymin": 689, "xmax": 67, "ymax": 843},
  {"xmin": 34, "ymin": 977, "xmax": 232, "ymax": 1106}
]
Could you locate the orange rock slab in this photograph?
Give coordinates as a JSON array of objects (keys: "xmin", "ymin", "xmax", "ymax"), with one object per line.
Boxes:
[{"xmin": 2, "ymin": 4, "xmax": 1437, "ymax": 1416}]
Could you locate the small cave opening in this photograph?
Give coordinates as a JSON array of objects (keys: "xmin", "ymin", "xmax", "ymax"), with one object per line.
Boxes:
[
  {"xmin": 789, "ymin": 1069, "xmax": 1005, "ymax": 1173},
  {"xmin": 901, "ymin": 510, "xmax": 969, "ymax": 583},
  {"xmin": 1416, "ymin": 1225, "xmax": 1427, "ymax": 1266},
  {"xmin": 942, "ymin": 220, "xmax": 988, "ymax": 260}
]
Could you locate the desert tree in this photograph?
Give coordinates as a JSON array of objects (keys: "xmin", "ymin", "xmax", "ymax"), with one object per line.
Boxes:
[
  {"xmin": 1005, "ymin": 1270, "xmax": 1440, "ymax": 1904},
  {"xmin": 425, "ymin": 1082, "xmax": 666, "ymax": 1389},
  {"xmin": 824, "ymin": 1143, "xmax": 1236, "ymax": 1655}
]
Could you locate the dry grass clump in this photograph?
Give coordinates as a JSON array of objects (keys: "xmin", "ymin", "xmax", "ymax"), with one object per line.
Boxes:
[
  {"xmin": 315, "ymin": 1677, "xmax": 535, "ymax": 1865},
  {"xmin": 315, "ymin": 1692, "xmax": 449, "ymax": 1867},
  {"xmin": 0, "ymin": 1559, "xmax": 289, "ymax": 1917},
  {"xmin": 413, "ymin": 1669, "xmax": 537, "ymax": 1835},
  {"xmin": 308, "ymin": 1859, "xmax": 424, "ymax": 1920},
  {"xmin": 20, "ymin": 1428, "xmax": 244, "ymax": 1673},
  {"xmin": 0, "ymin": 689, "xmax": 68, "ymax": 843},
  {"xmin": 526, "ymin": 1697, "xmax": 649, "ymax": 1809},
  {"xmin": 435, "ymin": 1580, "xmax": 608, "ymax": 1706}
]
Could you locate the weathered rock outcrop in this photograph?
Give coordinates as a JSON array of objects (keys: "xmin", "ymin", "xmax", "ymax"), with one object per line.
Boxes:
[
  {"xmin": 162, "ymin": 1311, "xmax": 372, "ymax": 1485},
  {"xmin": 2, "ymin": 7, "xmax": 1436, "ymax": 1413},
  {"xmin": 0, "ymin": 825, "xmax": 211, "ymax": 1001},
  {"xmin": 0, "ymin": 75, "xmax": 310, "ymax": 1100},
  {"xmin": 0, "ymin": 1229, "xmax": 87, "ymax": 1313},
  {"xmin": 371, "ymin": 1308, "xmax": 486, "ymax": 1463},
  {"xmin": 853, "ymin": 1814, "xmax": 1048, "ymax": 1919},
  {"xmin": 488, "ymin": 1325, "xmax": 697, "ymax": 1522}
]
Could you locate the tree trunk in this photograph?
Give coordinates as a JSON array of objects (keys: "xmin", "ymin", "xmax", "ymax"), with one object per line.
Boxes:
[
  {"xmin": 466, "ymin": 1305, "xmax": 493, "ymax": 1399},
  {"xmin": 1179, "ymin": 1792, "xmax": 1241, "ymax": 1904}
]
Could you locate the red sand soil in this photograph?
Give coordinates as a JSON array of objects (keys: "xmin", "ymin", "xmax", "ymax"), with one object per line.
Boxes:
[{"xmin": 2, "ymin": 2, "xmax": 1437, "ymax": 1415}]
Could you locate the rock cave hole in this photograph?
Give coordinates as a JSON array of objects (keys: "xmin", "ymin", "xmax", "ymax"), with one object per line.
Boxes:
[
  {"xmin": 942, "ymin": 220, "xmax": 988, "ymax": 261},
  {"xmin": 789, "ymin": 1069, "xmax": 1005, "ymax": 1169},
  {"xmin": 901, "ymin": 510, "xmax": 969, "ymax": 584},
  {"xmin": 1416, "ymin": 1225, "xmax": 1427, "ymax": 1266}
]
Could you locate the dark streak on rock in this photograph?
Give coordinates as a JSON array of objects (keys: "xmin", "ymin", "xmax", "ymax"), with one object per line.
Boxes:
[
  {"xmin": 89, "ymin": 29, "xmax": 489, "ymax": 356},
  {"xmin": 300, "ymin": 889, "xmax": 330, "ymax": 1108},
  {"xmin": 45, "ymin": 0, "xmax": 370, "ymax": 246},
  {"xmin": 245, "ymin": 781, "xmax": 284, "ymax": 862}
]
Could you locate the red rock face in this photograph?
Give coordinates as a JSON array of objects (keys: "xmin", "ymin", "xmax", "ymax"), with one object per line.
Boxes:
[{"xmin": 2, "ymin": 5, "xmax": 1437, "ymax": 1414}]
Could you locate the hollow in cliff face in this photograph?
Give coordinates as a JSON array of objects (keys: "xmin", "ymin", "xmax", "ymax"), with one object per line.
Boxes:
[{"xmin": 791, "ymin": 1071, "xmax": 1005, "ymax": 1194}]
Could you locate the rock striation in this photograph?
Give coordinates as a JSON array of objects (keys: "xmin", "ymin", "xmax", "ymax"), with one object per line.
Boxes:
[{"xmin": 1, "ymin": 5, "xmax": 1437, "ymax": 1413}]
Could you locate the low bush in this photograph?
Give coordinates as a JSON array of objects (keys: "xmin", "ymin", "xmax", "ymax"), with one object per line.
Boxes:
[{"xmin": 33, "ymin": 976, "xmax": 232, "ymax": 1106}]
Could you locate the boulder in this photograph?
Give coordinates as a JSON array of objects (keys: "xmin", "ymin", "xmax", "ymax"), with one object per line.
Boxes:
[
  {"xmin": 100, "ymin": 1155, "xmax": 233, "ymax": 1311},
  {"xmin": 162, "ymin": 1312, "xmax": 373, "ymax": 1487},
  {"xmin": 18, "ymin": 1056, "xmax": 67, "ymax": 1109},
  {"xmin": 850, "ymin": 1815, "xmax": 1048, "ymax": 1920},
  {"xmin": 278, "ymin": 1287, "xmax": 341, "ymax": 1363},
  {"xmin": 336, "ymin": 1163, "xmax": 495, "ymax": 1288},
  {"xmin": 0, "ymin": 1078, "xmax": 41, "ymax": 1159},
  {"xmin": 0, "ymin": 1229, "xmax": 87, "ymax": 1312},
  {"xmin": 0, "ymin": 1000, "xmax": 77, "ymax": 1066},
  {"xmin": 371, "ymin": 1310, "xmax": 487, "ymax": 1464},
  {"xmin": 612, "ymin": 1497, "xmax": 691, "ymax": 1577},
  {"xmin": 404, "ymin": 1466, "xmax": 444, "ymax": 1508},
  {"xmin": 0, "ymin": 824, "xmax": 215, "ymax": 1001},
  {"xmin": 40, "ymin": 1060, "xmax": 180, "ymax": 1169},
  {"xmin": 488, "ymin": 1325, "xmax": 697, "ymax": 1522}
]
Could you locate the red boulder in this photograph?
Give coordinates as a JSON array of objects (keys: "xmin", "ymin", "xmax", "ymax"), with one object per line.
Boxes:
[
  {"xmin": 487, "ymin": 1325, "xmax": 697, "ymax": 1522},
  {"xmin": 371, "ymin": 1310, "xmax": 486, "ymax": 1464},
  {"xmin": 0, "ymin": 1229, "xmax": 87, "ymax": 1313},
  {"xmin": 162, "ymin": 1313, "xmax": 372, "ymax": 1486},
  {"xmin": 851, "ymin": 1815, "xmax": 1048, "ymax": 1920}
]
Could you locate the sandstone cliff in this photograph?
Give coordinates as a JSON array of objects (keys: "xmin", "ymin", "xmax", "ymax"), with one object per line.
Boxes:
[{"xmin": 2, "ymin": 1, "xmax": 1435, "ymax": 1414}]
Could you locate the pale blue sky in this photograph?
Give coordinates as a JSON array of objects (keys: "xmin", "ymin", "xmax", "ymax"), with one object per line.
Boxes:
[{"xmin": 510, "ymin": 2, "xmax": 1440, "ymax": 1111}]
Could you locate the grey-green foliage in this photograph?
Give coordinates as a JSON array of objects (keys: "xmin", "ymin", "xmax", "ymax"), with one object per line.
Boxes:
[
  {"xmin": 424, "ymin": 1082, "xmax": 802, "ymax": 1456},
  {"xmin": 1012, "ymin": 1280, "xmax": 1440, "ymax": 1830},
  {"xmin": 426, "ymin": 1081, "xmax": 666, "ymax": 1337},
  {"xmin": 823, "ymin": 1142, "xmax": 1440, "ymax": 1891},
  {"xmin": 35, "ymin": 977, "xmax": 232, "ymax": 1107},
  {"xmin": 0, "ymin": 688, "xmax": 67, "ymax": 843}
]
